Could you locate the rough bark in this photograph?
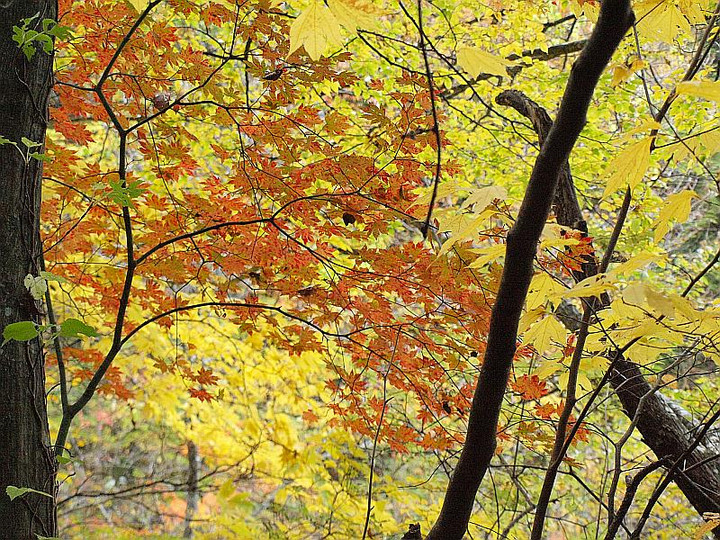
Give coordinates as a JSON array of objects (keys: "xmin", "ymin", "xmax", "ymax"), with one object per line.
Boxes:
[
  {"xmin": 610, "ymin": 360, "xmax": 720, "ymax": 525},
  {"xmin": 497, "ymin": 90, "xmax": 720, "ymax": 533},
  {"xmin": 0, "ymin": 1, "xmax": 57, "ymax": 538},
  {"xmin": 427, "ymin": 2, "xmax": 634, "ymax": 538}
]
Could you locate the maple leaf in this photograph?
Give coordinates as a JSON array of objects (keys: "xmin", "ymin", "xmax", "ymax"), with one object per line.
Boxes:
[
  {"xmin": 523, "ymin": 315, "xmax": 567, "ymax": 353},
  {"xmin": 329, "ymin": 0, "xmax": 381, "ymax": 31},
  {"xmin": 289, "ymin": 0, "xmax": 344, "ymax": 61},
  {"xmin": 652, "ymin": 189, "xmax": 697, "ymax": 242},
  {"xmin": 511, "ymin": 375, "xmax": 548, "ymax": 401},
  {"xmin": 535, "ymin": 403, "xmax": 561, "ymax": 419},
  {"xmin": 16, "ymin": 0, "xmax": 720, "ymax": 535},
  {"xmin": 456, "ymin": 46, "xmax": 510, "ymax": 78},
  {"xmin": 122, "ymin": 0, "xmax": 148, "ymax": 12},
  {"xmin": 302, "ymin": 409, "xmax": 320, "ymax": 424},
  {"xmin": 677, "ymin": 80, "xmax": 720, "ymax": 101},
  {"xmin": 603, "ymin": 137, "xmax": 652, "ymax": 197},
  {"xmin": 188, "ymin": 387, "xmax": 215, "ymax": 402},
  {"xmin": 194, "ymin": 367, "xmax": 219, "ymax": 386}
]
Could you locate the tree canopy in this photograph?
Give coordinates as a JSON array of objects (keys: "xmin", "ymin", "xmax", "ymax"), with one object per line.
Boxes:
[{"xmin": 1, "ymin": 0, "xmax": 720, "ymax": 538}]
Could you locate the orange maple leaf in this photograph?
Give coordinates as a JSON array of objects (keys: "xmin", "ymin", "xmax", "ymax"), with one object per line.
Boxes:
[{"xmin": 511, "ymin": 375, "xmax": 548, "ymax": 401}]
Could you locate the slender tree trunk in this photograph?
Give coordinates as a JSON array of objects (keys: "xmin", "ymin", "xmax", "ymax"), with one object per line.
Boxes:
[
  {"xmin": 427, "ymin": 2, "xmax": 634, "ymax": 538},
  {"xmin": 0, "ymin": 1, "xmax": 57, "ymax": 538},
  {"xmin": 183, "ymin": 440, "xmax": 200, "ymax": 538}
]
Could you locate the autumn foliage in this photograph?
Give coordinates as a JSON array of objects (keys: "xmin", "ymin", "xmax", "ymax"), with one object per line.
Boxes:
[{"xmin": 2, "ymin": 0, "xmax": 720, "ymax": 537}]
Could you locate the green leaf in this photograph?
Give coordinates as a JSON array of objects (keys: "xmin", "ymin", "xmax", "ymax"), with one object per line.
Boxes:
[
  {"xmin": 218, "ymin": 478, "xmax": 235, "ymax": 499},
  {"xmin": 21, "ymin": 13, "xmax": 41, "ymax": 26},
  {"xmin": 35, "ymin": 33, "xmax": 53, "ymax": 53},
  {"xmin": 2, "ymin": 321, "xmax": 39, "ymax": 345},
  {"xmin": 21, "ymin": 44, "xmax": 36, "ymax": 61},
  {"xmin": 109, "ymin": 180, "xmax": 144, "ymax": 207},
  {"xmin": 47, "ymin": 23, "xmax": 71, "ymax": 40},
  {"xmin": 21, "ymin": 137, "xmax": 41, "ymax": 148},
  {"xmin": 56, "ymin": 454, "xmax": 72, "ymax": 465},
  {"xmin": 6, "ymin": 486, "xmax": 53, "ymax": 501},
  {"xmin": 228, "ymin": 492, "xmax": 254, "ymax": 511},
  {"xmin": 11, "ymin": 26, "xmax": 24, "ymax": 47},
  {"xmin": 59, "ymin": 318, "xmax": 99, "ymax": 338},
  {"xmin": 39, "ymin": 271, "xmax": 68, "ymax": 284},
  {"xmin": 29, "ymin": 152, "xmax": 51, "ymax": 162}
]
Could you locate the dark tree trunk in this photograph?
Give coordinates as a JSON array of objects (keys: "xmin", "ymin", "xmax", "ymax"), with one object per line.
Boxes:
[
  {"xmin": 427, "ymin": 2, "xmax": 634, "ymax": 538},
  {"xmin": 0, "ymin": 1, "xmax": 57, "ymax": 538}
]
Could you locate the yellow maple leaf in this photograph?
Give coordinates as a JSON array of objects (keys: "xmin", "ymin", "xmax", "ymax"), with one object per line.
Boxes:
[
  {"xmin": 652, "ymin": 189, "xmax": 697, "ymax": 242},
  {"xmin": 636, "ymin": 0, "xmax": 690, "ymax": 43},
  {"xmin": 679, "ymin": 0, "xmax": 712, "ymax": 25},
  {"xmin": 411, "ymin": 180, "xmax": 466, "ymax": 214},
  {"xmin": 622, "ymin": 282, "xmax": 647, "ymax": 306},
  {"xmin": 603, "ymin": 137, "xmax": 652, "ymax": 198},
  {"xmin": 695, "ymin": 515, "xmax": 720, "ymax": 540},
  {"xmin": 460, "ymin": 185, "xmax": 507, "ymax": 211},
  {"xmin": 611, "ymin": 58, "xmax": 646, "ymax": 87},
  {"xmin": 125, "ymin": 0, "xmax": 148, "ymax": 12},
  {"xmin": 673, "ymin": 128, "xmax": 720, "ymax": 162},
  {"xmin": 570, "ymin": 0, "xmax": 599, "ymax": 22},
  {"xmin": 608, "ymin": 251, "xmax": 661, "ymax": 277},
  {"xmin": 539, "ymin": 224, "xmax": 581, "ymax": 250},
  {"xmin": 532, "ymin": 360, "xmax": 562, "ymax": 380},
  {"xmin": 518, "ymin": 306, "xmax": 546, "ymax": 335},
  {"xmin": 289, "ymin": 0, "xmax": 344, "ymax": 61},
  {"xmin": 329, "ymin": 0, "xmax": 381, "ymax": 30},
  {"xmin": 562, "ymin": 274, "xmax": 616, "ymax": 299},
  {"xmin": 527, "ymin": 272, "xmax": 566, "ymax": 310},
  {"xmin": 645, "ymin": 287, "xmax": 675, "ymax": 317},
  {"xmin": 558, "ymin": 370, "xmax": 593, "ymax": 392},
  {"xmin": 523, "ymin": 315, "xmax": 567, "ymax": 354},
  {"xmin": 699, "ymin": 129, "xmax": 720, "ymax": 154},
  {"xmin": 456, "ymin": 46, "xmax": 510, "ymax": 78},
  {"xmin": 677, "ymin": 80, "xmax": 720, "ymax": 102},
  {"xmin": 624, "ymin": 339, "xmax": 663, "ymax": 364},
  {"xmin": 581, "ymin": 355, "xmax": 609, "ymax": 375},
  {"xmin": 437, "ymin": 214, "xmax": 488, "ymax": 256},
  {"xmin": 465, "ymin": 242, "xmax": 506, "ymax": 268}
]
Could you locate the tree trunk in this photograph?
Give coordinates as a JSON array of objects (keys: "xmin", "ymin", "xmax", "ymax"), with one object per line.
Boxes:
[
  {"xmin": 183, "ymin": 440, "xmax": 200, "ymax": 538},
  {"xmin": 0, "ymin": 1, "xmax": 57, "ymax": 538},
  {"xmin": 426, "ymin": 2, "xmax": 634, "ymax": 538}
]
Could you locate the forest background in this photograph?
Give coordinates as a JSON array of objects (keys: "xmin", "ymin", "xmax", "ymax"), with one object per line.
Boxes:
[{"xmin": 1, "ymin": 0, "xmax": 720, "ymax": 538}]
